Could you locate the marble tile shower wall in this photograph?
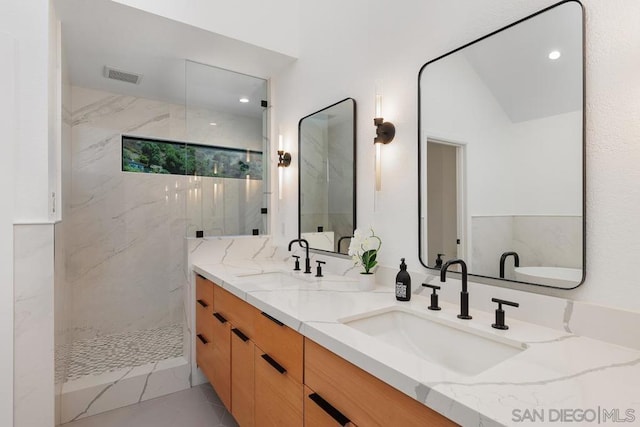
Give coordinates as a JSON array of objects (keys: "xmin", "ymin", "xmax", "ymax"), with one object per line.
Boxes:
[
  {"xmin": 68, "ymin": 86, "xmax": 188, "ymax": 341},
  {"xmin": 66, "ymin": 86, "xmax": 264, "ymax": 343},
  {"xmin": 471, "ymin": 216, "xmax": 582, "ymax": 278}
]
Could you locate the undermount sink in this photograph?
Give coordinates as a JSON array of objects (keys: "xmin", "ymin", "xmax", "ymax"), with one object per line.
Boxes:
[
  {"xmin": 340, "ymin": 307, "xmax": 525, "ymax": 377},
  {"xmin": 236, "ymin": 270, "xmax": 360, "ymax": 291},
  {"xmin": 235, "ymin": 271, "xmax": 310, "ymax": 288}
]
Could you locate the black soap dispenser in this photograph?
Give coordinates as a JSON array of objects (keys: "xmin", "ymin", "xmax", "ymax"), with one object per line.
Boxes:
[{"xmin": 395, "ymin": 258, "xmax": 411, "ymax": 301}]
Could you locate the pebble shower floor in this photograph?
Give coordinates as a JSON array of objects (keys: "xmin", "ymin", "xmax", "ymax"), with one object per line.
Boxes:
[{"xmin": 62, "ymin": 324, "xmax": 183, "ymax": 381}]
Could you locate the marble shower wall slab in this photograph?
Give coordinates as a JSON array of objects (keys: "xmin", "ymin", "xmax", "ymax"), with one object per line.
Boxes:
[
  {"xmin": 67, "ymin": 86, "xmax": 266, "ymax": 341},
  {"xmin": 68, "ymin": 86, "xmax": 189, "ymax": 341}
]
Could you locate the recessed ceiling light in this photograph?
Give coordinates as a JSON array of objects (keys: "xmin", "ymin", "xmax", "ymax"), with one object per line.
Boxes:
[
  {"xmin": 209, "ymin": 122, "xmax": 217, "ymax": 126},
  {"xmin": 239, "ymin": 97, "xmax": 250, "ymax": 103},
  {"xmin": 548, "ymin": 50, "xmax": 561, "ymax": 60}
]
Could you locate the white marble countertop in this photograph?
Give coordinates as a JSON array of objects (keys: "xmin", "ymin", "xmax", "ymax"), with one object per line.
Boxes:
[{"xmin": 193, "ymin": 259, "xmax": 640, "ymax": 426}]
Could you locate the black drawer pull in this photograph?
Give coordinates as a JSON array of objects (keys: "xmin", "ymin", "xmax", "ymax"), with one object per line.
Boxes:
[
  {"xmin": 261, "ymin": 353, "xmax": 286, "ymax": 374},
  {"xmin": 261, "ymin": 311, "xmax": 284, "ymax": 326},
  {"xmin": 309, "ymin": 393, "xmax": 351, "ymax": 426},
  {"xmin": 213, "ymin": 312, "xmax": 227, "ymax": 324},
  {"xmin": 231, "ymin": 328, "xmax": 249, "ymax": 342},
  {"xmin": 196, "ymin": 334, "xmax": 208, "ymax": 344},
  {"xmin": 196, "ymin": 299, "xmax": 208, "ymax": 308}
]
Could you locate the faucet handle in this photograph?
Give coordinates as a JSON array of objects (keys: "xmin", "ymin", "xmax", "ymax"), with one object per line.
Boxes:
[
  {"xmin": 422, "ymin": 284, "xmax": 441, "ymax": 311},
  {"xmin": 491, "ymin": 298, "xmax": 519, "ymax": 330},
  {"xmin": 315, "ymin": 260, "xmax": 326, "ymax": 277},
  {"xmin": 292, "ymin": 255, "xmax": 301, "ymax": 271}
]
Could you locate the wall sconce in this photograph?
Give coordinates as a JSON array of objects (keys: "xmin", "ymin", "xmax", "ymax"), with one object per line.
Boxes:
[
  {"xmin": 277, "ymin": 150, "xmax": 291, "ymax": 167},
  {"xmin": 374, "ymin": 82, "xmax": 395, "ymax": 191}
]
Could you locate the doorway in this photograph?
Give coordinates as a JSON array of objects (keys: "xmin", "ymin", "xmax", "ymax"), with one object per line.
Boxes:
[{"xmin": 426, "ymin": 140, "xmax": 464, "ymax": 266}]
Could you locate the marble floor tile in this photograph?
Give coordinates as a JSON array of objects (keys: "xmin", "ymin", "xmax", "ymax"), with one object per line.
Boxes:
[{"xmin": 62, "ymin": 384, "xmax": 238, "ymax": 427}]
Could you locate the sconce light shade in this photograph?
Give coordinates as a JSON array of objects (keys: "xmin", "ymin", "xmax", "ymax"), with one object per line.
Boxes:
[
  {"xmin": 374, "ymin": 117, "xmax": 395, "ymax": 144},
  {"xmin": 277, "ymin": 150, "xmax": 291, "ymax": 167}
]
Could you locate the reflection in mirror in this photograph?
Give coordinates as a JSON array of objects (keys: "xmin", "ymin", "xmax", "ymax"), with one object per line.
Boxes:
[
  {"xmin": 299, "ymin": 98, "xmax": 356, "ymax": 254},
  {"xmin": 418, "ymin": 1, "xmax": 584, "ymax": 288},
  {"xmin": 185, "ymin": 61, "xmax": 268, "ymax": 237}
]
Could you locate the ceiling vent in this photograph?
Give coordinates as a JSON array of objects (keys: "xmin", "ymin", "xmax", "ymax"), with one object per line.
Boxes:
[{"xmin": 103, "ymin": 66, "xmax": 142, "ymax": 85}]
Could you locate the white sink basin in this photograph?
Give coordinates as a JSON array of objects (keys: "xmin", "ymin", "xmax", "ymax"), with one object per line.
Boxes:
[
  {"xmin": 341, "ymin": 307, "xmax": 525, "ymax": 376},
  {"xmin": 235, "ymin": 271, "xmax": 311, "ymax": 289},
  {"xmin": 236, "ymin": 271, "xmax": 360, "ymax": 291}
]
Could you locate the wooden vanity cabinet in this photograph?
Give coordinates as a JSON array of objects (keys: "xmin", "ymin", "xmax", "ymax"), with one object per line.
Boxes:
[
  {"xmin": 253, "ymin": 310, "xmax": 304, "ymax": 427},
  {"xmin": 304, "ymin": 385, "xmax": 358, "ymax": 427},
  {"xmin": 304, "ymin": 338, "xmax": 456, "ymax": 427},
  {"xmin": 255, "ymin": 346, "xmax": 303, "ymax": 427},
  {"xmin": 231, "ymin": 329, "xmax": 255, "ymax": 427},
  {"xmin": 210, "ymin": 298, "xmax": 232, "ymax": 411},
  {"xmin": 195, "ymin": 275, "xmax": 214, "ymax": 382},
  {"xmin": 196, "ymin": 274, "xmax": 453, "ymax": 427}
]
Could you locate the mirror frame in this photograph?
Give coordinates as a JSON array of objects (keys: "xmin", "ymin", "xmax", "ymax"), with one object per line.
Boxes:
[
  {"xmin": 417, "ymin": 0, "xmax": 586, "ymax": 289},
  {"xmin": 298, "ymin": 97, "xmax": 357, "ymax": 255}
]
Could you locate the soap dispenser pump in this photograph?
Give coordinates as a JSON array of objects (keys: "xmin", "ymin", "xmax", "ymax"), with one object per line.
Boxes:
[{"xmin": 395, "ymin": 258, "xmax": 411, "ymax": 301}]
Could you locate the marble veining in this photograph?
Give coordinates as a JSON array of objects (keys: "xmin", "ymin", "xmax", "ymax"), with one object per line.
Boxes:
[
  {"xmin": 191, "ymin": 249, "xmax": 640, "ymax": 427},
  {"xmin": 69, "ymin": 367, "xmax": 135, "ymax": 422}
]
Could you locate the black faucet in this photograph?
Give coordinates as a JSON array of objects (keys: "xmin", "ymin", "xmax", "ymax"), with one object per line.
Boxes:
[
  {"xmin": 499, "ymin": 251, "xmax": 520, "ymax": 278},
  {"xmin": 440, "ymin": 258, "xmax": 472, "ymax": 320},
  {"xmin": 288, "ymin": 238, "xmax": 311, "ymax": 274}
]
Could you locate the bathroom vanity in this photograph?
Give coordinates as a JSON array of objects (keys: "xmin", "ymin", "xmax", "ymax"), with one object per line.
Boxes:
[
  {"xmin": 195, "ymin": 272, "xmax": 452, "ymax": 426},
  {"xmin": 189, "ymin": 237, "xmax": 640, "ymax": 427}
]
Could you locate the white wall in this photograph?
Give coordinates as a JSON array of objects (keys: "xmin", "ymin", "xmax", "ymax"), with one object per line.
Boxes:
[
  {"xmin": 271, "ymin": 0, "xmax": 640, "ymax": 313},
  {"xmin": 1, "ymin": 0, "xmax": 52, "ymax": 221},
  {"xmin": 110, "ymin": 0, "xmax": 300, "ymax": 58},
  {"xmin": 0, "ymin": 32, "xmax": 16, "ymax": 427},
  {"xmin": 1, "ymin": 1, "xmax": 58, "ymax": 426}
]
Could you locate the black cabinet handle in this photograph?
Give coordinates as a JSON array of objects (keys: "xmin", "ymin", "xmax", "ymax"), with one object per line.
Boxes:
[
  {"xmin": 196, "ymin": 334, "xmax": 208, "ymax": 344},
  {"xmin": 261, "ymin": 353, "xmax": 286, "ymax": 374},
  {"xmin": 213, "ymin": 312, "xmax": 227, "ymax": 324},
  {"xmin": 231, "ymin": 328, "xmax": 249, "ymax": 342},
  {"xmin": 196, "ymin": 299, "xmax": 208, "ymax": 308},
  {"xmin": 309, "ymin": 393, "xmax": 351, "ymax": 426},
  {"xmin": 261, "ymin": 311, "xmax": 284, "ymax": 326}
]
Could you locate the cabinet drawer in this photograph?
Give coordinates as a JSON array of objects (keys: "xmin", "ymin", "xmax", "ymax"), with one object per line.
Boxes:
[
  {"xmin": 304, "ymin": 385, "xmax": 357, "ymax": 427},
  {"xmin": 196, "ymin": 274, "xmax": 213, "ymax": 308},
  {"xmin": 214, "ymin": 284, "xmax": 257, "ymax": 339},
  {"xmin": 255, "ymin": 346, "xmax": 303, "ymax": 427},
  {"xmin": 211, "ymin": 311, "xmax": 232, "ymax": 411},
  {"xmin": 231, "ymin": 330, "xmax": 255, "ymax": 427},
  {"xmin": 254, "ymin": 311, "xmax": 303, "ymax": 383},
  {"xmin": 195, "ymin": 332, "xmax": 213, "ymax": 383},
  {"xmin": 304, "ymin": 338, "xmax": 457, "ymax": 427}
]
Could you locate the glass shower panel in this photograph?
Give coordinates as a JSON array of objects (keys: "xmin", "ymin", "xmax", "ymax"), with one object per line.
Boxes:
[{"xmin": 185, "ymin": 61, "xmax": 268, "ymax": 237}]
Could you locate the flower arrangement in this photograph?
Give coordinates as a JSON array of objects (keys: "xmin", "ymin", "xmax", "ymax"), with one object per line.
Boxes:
[{"xmin": 348, "ymin": 227, "xmax": 382, "ymax": 274}]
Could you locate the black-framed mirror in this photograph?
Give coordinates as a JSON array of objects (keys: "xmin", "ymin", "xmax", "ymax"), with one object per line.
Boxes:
[
  {"xmin": 299, "ymin": 98, "xmax": 356, "ymax": 254},
  {"xmin": 418, "ymin": 0, "xmax": 585, "ymax": 289}
]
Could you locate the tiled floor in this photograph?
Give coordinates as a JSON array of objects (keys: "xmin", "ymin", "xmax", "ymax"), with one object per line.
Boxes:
[{"xmin": 62, "ymin": 383, "xmax": 238, "ymax": 427}]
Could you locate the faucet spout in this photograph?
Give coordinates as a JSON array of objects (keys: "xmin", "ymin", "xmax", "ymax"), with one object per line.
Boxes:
[
  {"xmin": 288, "ymin": 238, "xmax": 311, "ymax": 274},
  {"xmin": 440, "ymin": 258, "xmax": 472, "ymax": 320},
  {"xmin": 499, "ymin": 251, "xmax": 520, "ymax": 278}
]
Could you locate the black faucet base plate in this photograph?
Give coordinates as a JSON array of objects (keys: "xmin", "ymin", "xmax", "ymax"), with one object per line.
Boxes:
[
  {"xmin": 457, "ymin": 314, "xmax": 473, "ymax": 320},
  {"xmin": 428, "ymin": 306, "xmax": 441, "ymax": 311},
  {"xmin": 492, "ymin": 323, "xmax": 509, "ymax": 330}
]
